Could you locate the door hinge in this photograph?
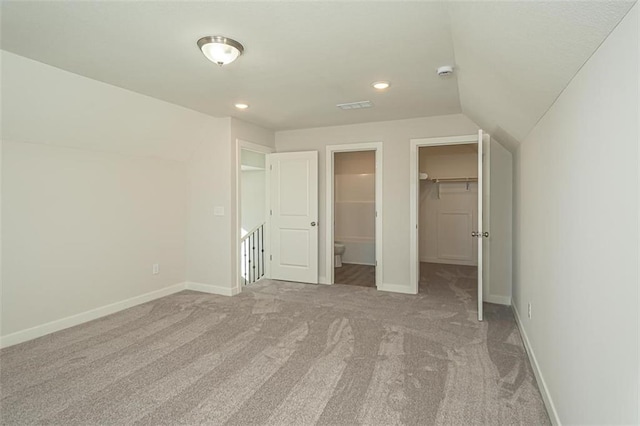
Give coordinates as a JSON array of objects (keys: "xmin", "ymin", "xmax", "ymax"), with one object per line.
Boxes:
[
  {"xmin": 270, "ymin": 255, "xmax": 272, "ymax": 261},
  {"xmin": 270, "ymin": 165, "xmax": 273, "ymax": 170},
  {"xmin": 270, "ymin": 209, "xmax": 272, "ymax": 216}
]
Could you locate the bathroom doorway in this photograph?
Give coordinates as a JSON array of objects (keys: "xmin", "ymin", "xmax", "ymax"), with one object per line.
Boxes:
[{"xmin": 325, "ymin": 142, "xmax": 383, "ymax": 288}]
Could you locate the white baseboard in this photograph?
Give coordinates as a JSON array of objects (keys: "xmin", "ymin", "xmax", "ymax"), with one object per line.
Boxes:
[
  {"xmin": 512, "ymin": 303, "xmax": 561, "ymax": 426},
  {"xmin": 420, "ymin": 257, "xmax": 477, "ymax": 266},
  {"xmin": 377, "ymin": 282, "xmax": 417, "ymax": 295},
  {"xmin": 484, "ymin": 294, "xmax": 512, "ymax": 306},
  {"xmin": 0, "ymin": 282, "xmax": 187, "ymax": 349},
  {"xmin": 185, "ymin": 282, "xmax": 240, "ymax": 296},
  {"xmin": 341, "ymin": 261, "xmax": 376, "ymax": 266},
  {"xmin": 0, "ymin": 280, "xmax": 245, "ymax": 349}
]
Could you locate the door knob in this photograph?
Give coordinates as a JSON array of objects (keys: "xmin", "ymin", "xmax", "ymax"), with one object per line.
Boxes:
[
  {"xmin": 311, "ymin": 221, "xmax": 316, "ymax": 227},
  {"xmin": 482, "ymin": 231, "xmax": 489, "ymax": 238},
  {"xmin": 471, "ymin": 231, "xmax": 478, "ymax": 237}
]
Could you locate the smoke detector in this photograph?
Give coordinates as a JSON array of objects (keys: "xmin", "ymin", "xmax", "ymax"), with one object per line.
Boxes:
[{"xmin": 437, "ymin": 65, "xmax": 454, "ymax": 77}]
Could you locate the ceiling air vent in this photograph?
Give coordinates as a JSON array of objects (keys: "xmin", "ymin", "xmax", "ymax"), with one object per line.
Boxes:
[{"xmin": 336, "ymin": 100, "xmax": 373, "ymax": 110}]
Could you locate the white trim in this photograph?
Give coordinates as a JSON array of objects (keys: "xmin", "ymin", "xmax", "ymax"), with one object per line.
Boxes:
[
  {"xmin": 484, "ymin": 295, "xmax": 511, "ymax": 306},
  {"xmin": 235, "ymin": 139, "xmax": 274, "ymax": 291},
  {"xmin": 0, "ymin": 283, "xmax": 187, "ymax": 348},
  {"xmin": 512, "ymin": 303, "xmax": 561, "ymax": 426},
  {"xmin": 411, "ymin": 135, "xmax": 479, "ymax": 146},
  {"xmin": 377, "ymin": 282, "xmax": 416, "ymax": 295},
  {"xmin": 0, "ymin": 280, "xmax": 245, "ymax": 349},
  {"xmin": 477, "ymin": 130, "xmax": 484, "ymax": 321},
  {"xmin": 325, "ymin": 142, "xmax": 383, "ymax": 289},
  {"xmin": 186, "ymin": 281, "xmax": 241, "ymax": 296},
  {"xmin": 409, "ymin": 134, "xmax": 478, "ymax": 295}
]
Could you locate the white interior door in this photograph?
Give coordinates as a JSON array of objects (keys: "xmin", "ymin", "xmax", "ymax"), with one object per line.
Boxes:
[
  {"xmin": 270, "ymin": 151, "xmax": 319, "ymax": 284},
  {"xmin": 477, "ymin": 130, "xmax": 486, "ymax": 321}
]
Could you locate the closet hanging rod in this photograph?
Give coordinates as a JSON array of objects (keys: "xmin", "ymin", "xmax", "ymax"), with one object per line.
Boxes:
[{"xmin": 430, "ymin": 177, "xmax": 478, "ymax": 183}]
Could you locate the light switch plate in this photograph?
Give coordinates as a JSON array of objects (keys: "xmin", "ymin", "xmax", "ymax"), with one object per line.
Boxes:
[{"xmin": 214, "ymin": 206, "xmax": 225, "ymax": 216}]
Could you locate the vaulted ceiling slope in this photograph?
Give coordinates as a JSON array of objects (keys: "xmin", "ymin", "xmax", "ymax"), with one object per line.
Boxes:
[
  {"xmin": 449, "ymin": 0, "xmax": 636, "ymax": 150},
  {"xmin": 1, "ymin": 1, "xmax": 635, "ymax": 150}
]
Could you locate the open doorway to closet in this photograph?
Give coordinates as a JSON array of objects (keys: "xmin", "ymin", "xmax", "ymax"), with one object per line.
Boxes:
[
  {"xmin": 419, "ymin": 144, "xmax": 478, "ymax": 266},
  {"xmin": 410, "ymin": 131, "xmax": 513, "ymax": 321},
  {"xmin": 418, "ymin": 143, "xmax": 479, "ymax": 297},
  {"xmin": 325, "ymin": 142, "xmax": 383, "ymax": 288}
]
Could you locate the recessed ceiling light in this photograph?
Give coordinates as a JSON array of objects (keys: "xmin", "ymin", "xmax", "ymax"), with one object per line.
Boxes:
[
  {"xmin": 197, "ymin": 36, "xmax": 244, "ymax": 66},
  {"xmin": 235, "ymin": 103, "xmax": 249, "ymax": 110},
  {"xmin": 372, "ymin": 81, "xmax": 391, "ymax": 90}
]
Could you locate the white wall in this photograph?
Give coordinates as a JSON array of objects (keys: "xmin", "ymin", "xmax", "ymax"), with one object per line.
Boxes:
[
  {"xmin": 513, "ymin": 5, "xmax": 638, "ymax": 424},
  {"xmin": 486, "ymin": 138, "xmax": 513, "ymax": 304},
  {"xmin": 2, "ymin": 142, "xmax": 187, "ymax": 335},
  {"xmin": 185, "ymin": 118, "xmax": 233, "ymax": 292},
  {"xmin": 276, "ymin": 114, "xmax": 478, "ymax": 288},
  {"xmin": 1, "ymin": 51, "xmax": 218, "ymax": 338}
]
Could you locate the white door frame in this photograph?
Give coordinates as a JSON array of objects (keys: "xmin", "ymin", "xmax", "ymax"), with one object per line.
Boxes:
[
  {"xmin": 409, "ymin": 134, "xmax": 479, "ymax": 294},
  {"xmin": 325, "ymin": 142, "xmax": 383, "ymax": 287},
  {"xmin": 234, "ymin": 139, "xmax": 274, "ymax": 292}
]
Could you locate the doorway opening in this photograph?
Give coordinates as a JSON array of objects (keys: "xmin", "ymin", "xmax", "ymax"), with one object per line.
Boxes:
[
  {"xmin": 333, "ymin": 150, "xmax": 376, "ymax": 287},
  {"xmin": 410, "ymin": 133, "xmax": 486, "ymax": 320},
  {"xmin": 240, "ymin": 149, "xmax": 267, "ymax": 285},
  {"xmin": 418, "ymin": 143, "xmax": 478, "ymax": 297},
  {"xmin": 325, "ymin": 142, "xmax": 383, "ymax": 288},
  {"xmin": 235, "ymin": 139, "xmax": 273, "ymax": 290}
]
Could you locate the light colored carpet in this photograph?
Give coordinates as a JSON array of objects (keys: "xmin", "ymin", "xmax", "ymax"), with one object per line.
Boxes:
[
  {"xmin": 334, "ymin": 263, "xmax": 376, "ymax": 287},
  {"xmin": 0, "ymin": 263, "xmax": 549, "ymax": 425}
]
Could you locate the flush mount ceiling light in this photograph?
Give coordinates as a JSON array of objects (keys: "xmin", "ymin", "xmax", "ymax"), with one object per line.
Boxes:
[
  {"xmin": 234, "ymin": 103, "xmax": 249, "ymax": 110},
  {"xmin": 197, "ymin": 36, "xmax": 244, "ymax": 66},
  {"xmin": 372, "ymin": 81, "xmax": 391, "ymax": 90}
]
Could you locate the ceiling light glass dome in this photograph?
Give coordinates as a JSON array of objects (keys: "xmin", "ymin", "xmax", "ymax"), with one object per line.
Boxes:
[{"xmin": 197, "ymin": 36, "xmax": 244, "ymax": 66}]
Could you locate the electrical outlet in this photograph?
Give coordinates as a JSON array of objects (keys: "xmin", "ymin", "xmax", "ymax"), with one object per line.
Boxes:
[
  {"xmin": 527, "ymin": 303, "xmax": 532, "ymax": 319},
  {"xmin": 152, "ymin": 264, "xmax": 159, "ymax": 275}
]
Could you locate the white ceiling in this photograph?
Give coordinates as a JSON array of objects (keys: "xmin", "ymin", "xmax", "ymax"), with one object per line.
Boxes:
[{"xmin": 1, "ymin": 1, "xmax": 635, "ymax": 148}]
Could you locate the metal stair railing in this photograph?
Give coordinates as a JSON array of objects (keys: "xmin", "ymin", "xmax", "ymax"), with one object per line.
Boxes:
[{"xmin": 240, "ymin": 223, "xmax": 265, "ymax": 285}]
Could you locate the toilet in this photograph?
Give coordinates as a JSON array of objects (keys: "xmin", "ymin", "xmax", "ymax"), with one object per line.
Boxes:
[{"xmin": 334, "ymin": 242, "xmax": 345, "ymax": 267}]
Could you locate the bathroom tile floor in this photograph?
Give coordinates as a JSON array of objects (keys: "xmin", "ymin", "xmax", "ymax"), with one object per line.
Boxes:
[{"xmin": 334, "ymin": 263, "xmax": 376, "ymax": 287}]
